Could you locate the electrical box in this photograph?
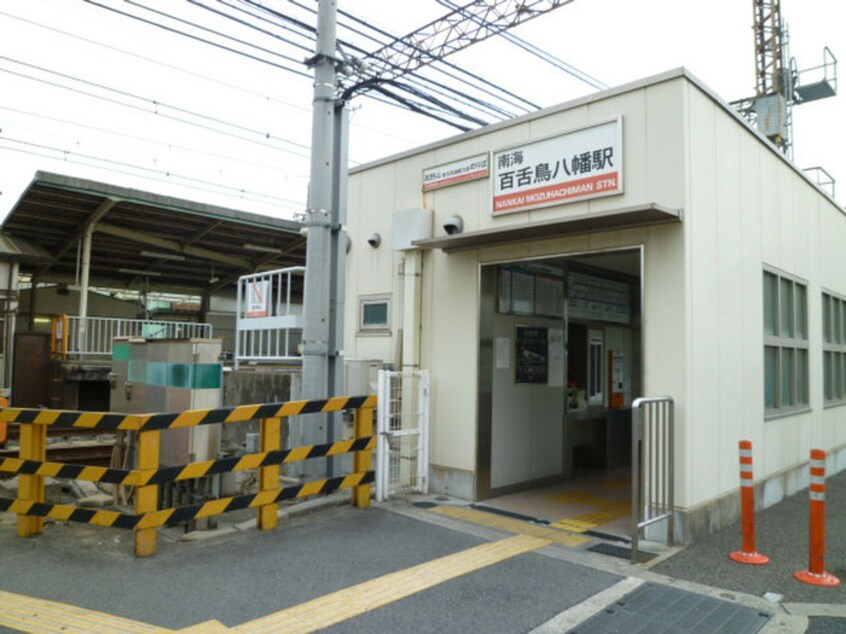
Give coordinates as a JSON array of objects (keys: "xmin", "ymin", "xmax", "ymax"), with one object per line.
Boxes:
[
  {"xmin": 344, "ymin": 358, "xmax": 382, "ymax": 396},
  {"xmin": 110, "ymin": 337, "xmax": 223, "ymax": 466},
  {"xmin": 392, "ymin": 207, "xmax": 432, "ymax": 251}
]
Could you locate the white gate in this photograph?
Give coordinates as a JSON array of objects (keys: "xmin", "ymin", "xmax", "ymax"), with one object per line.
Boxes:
[{"xmin": 375, "ymin": 369, "xmax": 430, "ymax": 501}]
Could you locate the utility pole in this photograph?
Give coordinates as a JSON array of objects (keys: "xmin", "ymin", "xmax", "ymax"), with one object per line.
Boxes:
[
  {"xmin": 299, "ymin": 0, "xmax": 340, "ymax": 473},
  {"xmin": 298, "ymin": 0, "xmax": 576, "ymax": 477}
]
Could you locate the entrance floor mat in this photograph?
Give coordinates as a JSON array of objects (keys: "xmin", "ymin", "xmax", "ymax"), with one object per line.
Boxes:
[
  {"xmin": 588, "ymin": 542, "xmax": 656, "ymax": 563},
  {"xmin": 431, "ymin": 505, "xmax": 592, "ymax": 548}
]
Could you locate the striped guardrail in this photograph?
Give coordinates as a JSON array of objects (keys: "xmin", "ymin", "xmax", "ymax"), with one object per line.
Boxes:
[
  {"xmin": 0, "ymin": 395, "xmax": 377, "ymax": 431},
  {"xmin": 0, "ymin": 472, "xmax": 374, "ymax": 530},
  {"xmin": 2, "ymin": 395, "xmax": 377, "ymax": 557},
  {"xmin": 0, "ymin": 437, "xmax": 375, "ymax": 486}
]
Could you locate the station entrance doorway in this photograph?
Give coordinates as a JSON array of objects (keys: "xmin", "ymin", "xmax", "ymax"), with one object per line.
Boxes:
[{"xmin": 477, "ymin": 247, "xmax": 642, "ymax": 538}]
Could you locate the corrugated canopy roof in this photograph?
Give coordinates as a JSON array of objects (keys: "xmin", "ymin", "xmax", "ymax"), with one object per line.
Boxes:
[{"xmin": 1, "ymin": 172, "xmax": 306, "ymax": 294}]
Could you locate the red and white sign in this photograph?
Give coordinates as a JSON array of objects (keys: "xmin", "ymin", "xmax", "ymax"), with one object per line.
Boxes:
[
  {"xmin": 423, "ymin": 154, "xmax": 489, "ymax": 191},
  {"xmin": 247, "ymin": 280, "xmax": 270, "ymax": 318},
  {"xmin": 492, "ymin": 118, "xmax": 622, "ymax": 215}
]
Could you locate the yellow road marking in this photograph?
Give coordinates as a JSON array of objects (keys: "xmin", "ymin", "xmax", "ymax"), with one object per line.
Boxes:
[
  {"xmin": 233, "ymin": 534, "xmax": 550, "ymax": 634},
  {"xmin": 178, "ymin": 621, "xmax": 231, "ymax": 633},
  {"xmin": 550, "ymin": 501, "xmax": 631, "ymax": 532},
  {"xmin": 549, "ymin": 518, "xmax": 596, "ymax": 533},
  {"xmin": 546, "ymin": 491, "xmax": 611, "ymax": 506},
  {"xmin": 0, "ymin": 589, "xmax": 172, "ymax": 634},
  {"xmin": 431, "ymin": 506, "xmax": 591, "ymax": 547}
]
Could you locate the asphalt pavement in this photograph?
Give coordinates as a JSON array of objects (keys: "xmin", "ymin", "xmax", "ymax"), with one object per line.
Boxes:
[{"xmin": 1, "ymin": 467, "xmax": 845, "ymax": 633}]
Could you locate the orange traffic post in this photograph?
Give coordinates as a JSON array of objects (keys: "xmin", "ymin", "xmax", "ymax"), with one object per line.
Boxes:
[
  {"xmin": 134, "ymin": 430, "xmax": 161, "ymax": 558},
  {"xmin": 795, "ymin": 449, "xmax": 841, "ymax": 587},
  {"xmin": 17, "ymin": 421, "xmax": 47, "ymax": 538},
  {"xmin": 729, "ymin": 440, "xmax": 769, "ymax": 565},
  {"xmin": 352, "ymin": 406, "xmax": 373, "ymax": 509},
  {"xmin": 257, "ymin": 416, "xmax": 282, "ymax": 531}
]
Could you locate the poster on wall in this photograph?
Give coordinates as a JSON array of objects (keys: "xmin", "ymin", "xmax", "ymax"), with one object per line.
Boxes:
[
  {"xmin": 515, "ymin": 326, "xmax": 548, "ymax": 384},
  {"xmin": 495, "ymin": 337, "xmax": 511, "ymax": 370},
  {"xmin": 492, "ymin": 118, "xmax": 623, "ymax": 215},
  {"xmin": 548, "ymin": 328, "xmax": 565, "ymax": 387}
]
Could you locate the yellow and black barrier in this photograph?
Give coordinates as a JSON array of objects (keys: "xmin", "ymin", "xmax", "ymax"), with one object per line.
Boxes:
[
  {"xmin": 1, "ymin": 395, "xmax": 377, "ymax": 557},
  {"xmin": 0, "ymin": 471, "xmax": 374, "ymax": 530},
  {"xmin": 0, "ymin": 395, "xmax": 377, "ymax": 431},
  {"xmin": 0, "ymin": 436, "xmax": 376, "ymax": 486}
]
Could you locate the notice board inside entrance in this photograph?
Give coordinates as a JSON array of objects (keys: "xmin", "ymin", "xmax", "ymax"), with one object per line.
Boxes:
[{"xmin": 515, "ymin": 325, "xmax": 548, "ymax": 384}]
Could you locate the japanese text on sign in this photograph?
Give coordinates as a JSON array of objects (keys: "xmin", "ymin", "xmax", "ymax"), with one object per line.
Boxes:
[
  {"xmin": 423, "ymin": 154, "xmax": 489, "ymax": 192},
  {"xmin": 492, "ymin": 119, "xmax": 622, "ymax": 215}
]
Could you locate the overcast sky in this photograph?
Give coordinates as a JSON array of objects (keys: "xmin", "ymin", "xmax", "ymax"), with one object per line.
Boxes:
[{"xmin": 1, "ymin": 0, "xmax": 843, "ymax": 221}]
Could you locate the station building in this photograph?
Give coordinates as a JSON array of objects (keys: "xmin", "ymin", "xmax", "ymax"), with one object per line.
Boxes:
[{"xmin": 343, "ymin": 68, "xmax": 846, "ymax": 542}]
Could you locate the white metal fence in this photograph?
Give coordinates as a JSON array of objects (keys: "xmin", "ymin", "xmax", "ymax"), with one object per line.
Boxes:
[
  {"xmin": 235, "ymin": 267, "xmax": 304, "ymax": 368},
  {"xmin": 631, "ymin": 396, "xmax": 675, "ymax": 563},
  {"xmin": 375, "ymin": 369, "xmax": 430, "ymax": 501},
  {"xmin": 68, "ymin": 316, "xmax": 213, "ymax": 357}
]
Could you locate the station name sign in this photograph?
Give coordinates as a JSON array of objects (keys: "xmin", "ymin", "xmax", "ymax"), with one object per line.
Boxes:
[
  {"xmin": 492, "ymin": 118, "xmax": 623, "ymax": 215},
  {"xmin": 423, "ymin": 153, "xmax": 489, "ymax": 192}
]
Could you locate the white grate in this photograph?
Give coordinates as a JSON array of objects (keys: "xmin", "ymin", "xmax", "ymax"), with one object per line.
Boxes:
[{"xmin": 375, "ymin": 369, "xmax": 430, "ymax": 501}]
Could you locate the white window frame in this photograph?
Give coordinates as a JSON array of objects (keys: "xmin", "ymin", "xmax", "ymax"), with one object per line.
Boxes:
[
  {"xmin": 763, "ymin": 267, "xmax": 809, "ymax": 417},
  {"xmin": 822, "ymin": 290, "xmax": 846, "ymax": 406},
  {"xmin": 359, "ymin": 294, "xmax": 391, "ymax": 334}
]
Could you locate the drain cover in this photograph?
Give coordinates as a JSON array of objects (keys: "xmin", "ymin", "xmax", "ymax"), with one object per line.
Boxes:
[
  {"xmin": 588, "ymin": 542, "xmax": 657, "ymax": 563},
  {"xmin": 568, "ymin": 582, "xmax": 770, "ymax": 633},
  {"xmin": 413, "ymin": 501, "xmax": 438, "ymax": 509}
]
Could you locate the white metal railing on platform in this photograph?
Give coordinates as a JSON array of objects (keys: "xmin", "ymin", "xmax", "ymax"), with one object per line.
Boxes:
[
  {"xmin": 235, "ymin": 266, "xmax": 304, "ymax": 368},
  {"xmin": 64, "ymin": 316, "xmax": 213, "ymax": 358}
]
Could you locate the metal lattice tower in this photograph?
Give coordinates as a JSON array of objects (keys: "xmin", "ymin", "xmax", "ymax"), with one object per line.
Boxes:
[
  {"xmin": 754, "ymin": 0, "xmax": 786, "ymax": 97},
  {"xmin": 733, "ymin": 0, "xmax": 838, "ymax": 159}
]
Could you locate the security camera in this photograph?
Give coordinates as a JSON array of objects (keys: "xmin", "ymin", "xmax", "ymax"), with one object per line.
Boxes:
[
  {"xmin": 367, "ymin": 233, "xmax": 381, "ymax": 248},
  {"xmin": 443, "ymin": 215, "xmax": 464, "ymax": 235}
]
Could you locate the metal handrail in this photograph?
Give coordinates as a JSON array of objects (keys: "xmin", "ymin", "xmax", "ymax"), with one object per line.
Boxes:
[
  {"xmin": 631, "ymin": 396, "xmax": 675, "ymax": 563},
  {"xmin": 65, "ymin": 316, "xmax": 213, "ymax": 358}
]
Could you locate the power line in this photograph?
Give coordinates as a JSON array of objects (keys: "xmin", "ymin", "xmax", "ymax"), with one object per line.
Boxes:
[
  {"xmin": 0, "ymin": 106, "xmax": 309, "ymax": 177},
  {"xmin": 435, "ymin": 0, "xmax": 607, "ymax": 91},
  {"xmin": 0, "ymin": 56, "xmax": 312, "ymax": 156},
  {"xmin": 244, "ymin": 0, "xmax": 528, "ymax": 120},
  {"xmin": 0, "ymin": 141, "xmax": 304, "ymax": 214},
  {"xmin": 83, "ymin": 0, "xmax": 312, "ymax": 78},
  {"xmin": 0, "ymin": 8, "xmax": 420, "ymax": 146}
]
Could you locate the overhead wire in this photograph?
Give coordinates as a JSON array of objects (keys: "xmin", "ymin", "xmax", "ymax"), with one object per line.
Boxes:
[
  {"xmin": 0, "ymin": 139, "xmax": 303, "ymax": 212},
  {"xmin": 83, "ymin": 0, "xmax": 312, "ymax": 79},
  {"xmin": 0, "ymin": 106, "xmax": 309, "ymax": 176},
  {"xmin": 435, "ymin": 0, "xmax": 607, "ymax": 90},
  {"xmin": 332, "ymin": 2, "xmax": 540, "ymax": 112},
  {"xmin": 0, "ymin": 56, "xmax": 312, "ymax": 156},
  {"xmin": 244, "ymin": 0, "xmax": 526, "ymax": 121},
  {"xmin": 84, "ymin": 0, "xmax": 493, "ymax": 126},
  {"xmin": 0, "ymin": 8, "xmax": 419, "ymax": 146}
]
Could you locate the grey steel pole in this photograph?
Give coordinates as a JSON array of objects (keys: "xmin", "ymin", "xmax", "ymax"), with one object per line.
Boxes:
[{"xmin": 300, "ymin": 0, "xmax": 338, "ymax": 470}]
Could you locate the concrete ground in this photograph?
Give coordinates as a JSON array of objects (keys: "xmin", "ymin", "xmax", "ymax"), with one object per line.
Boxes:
[{"xmin": 1, "ymin": 468, "xmax": 845, "ymax": 633}]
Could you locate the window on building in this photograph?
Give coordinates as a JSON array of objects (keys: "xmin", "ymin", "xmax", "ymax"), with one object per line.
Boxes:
[
  {"xmin": 359, "ymin": 295, "xmax": 390, "ymax": 333},
  {"xmin": 763, "ymin": 269, "xmax": 808, "ymax": 414},
  {"xmin": 822, "ymin": 291, "xmax": 846, "ymax": 405}
]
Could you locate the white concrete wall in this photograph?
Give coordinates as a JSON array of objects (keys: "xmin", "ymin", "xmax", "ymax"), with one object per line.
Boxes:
[
  {"xmin": 683, "ymin": 82, "xmax": 846, "ymax": 511},
  {"xmin": 346, "ymin": 74, "xmax": 691, "ymax": 492}
]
